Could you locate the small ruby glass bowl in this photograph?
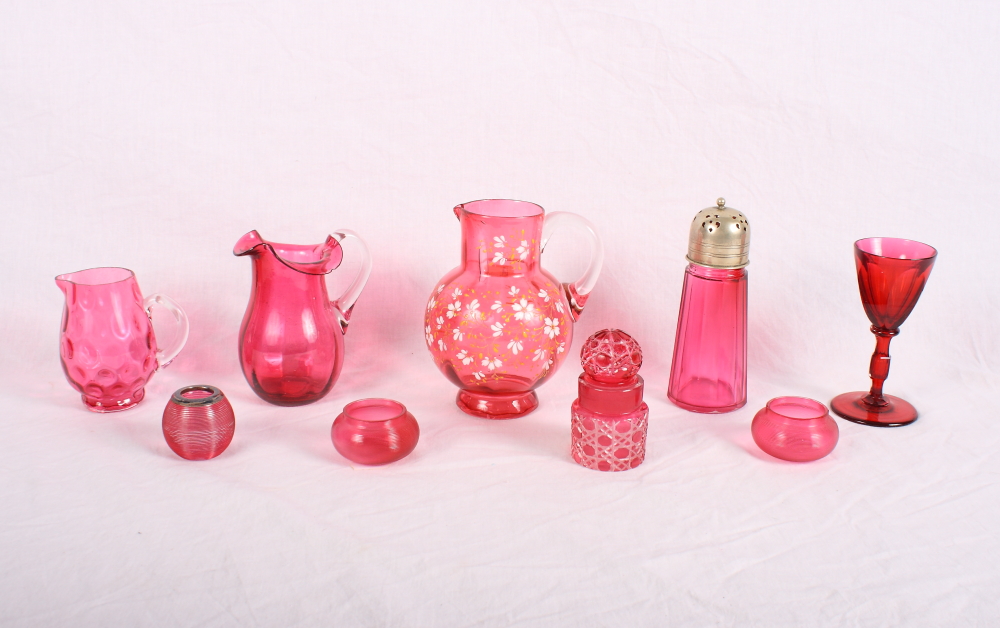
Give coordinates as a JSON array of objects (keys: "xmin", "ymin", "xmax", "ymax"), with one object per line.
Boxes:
[
  {"xmin": 331, "ymin": 399, "xmax": 419, "ymax": 465},
  {"xmin": 751, "ymin": 396, "xmax": 839, "ymax": 463}
]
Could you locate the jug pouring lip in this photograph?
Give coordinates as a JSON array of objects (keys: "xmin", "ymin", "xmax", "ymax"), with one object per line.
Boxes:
[
  {"xmin": 56, "ymin": 267, "xmax": 136, "ymax": 287},
  {"xmin": 233, "ymin": 229, "xmax": 344, "ymax": 276},
  {"xmin": 455, "ymin": 199, "xmax": 544, "ymax": 219}
]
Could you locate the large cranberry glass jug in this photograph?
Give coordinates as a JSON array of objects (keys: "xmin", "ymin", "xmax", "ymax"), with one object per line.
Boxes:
[
  {"xmin": 234, "ymin": 230, "xmax": 372, "ymax": 406},
  {"xmin": 56, "ymin": 267, "xmax": 189, "ymax": 412},
  {"xmin": 424, "ymin": 199, "xmax": 603, "ymax": 419}
]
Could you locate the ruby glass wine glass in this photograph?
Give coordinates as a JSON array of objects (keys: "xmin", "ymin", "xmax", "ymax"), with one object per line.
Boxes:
[{"xmin": 831, "ymin": 237, "xmax": 937, "ymax": 427}]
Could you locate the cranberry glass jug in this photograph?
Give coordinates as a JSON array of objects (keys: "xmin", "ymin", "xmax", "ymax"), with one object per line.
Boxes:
[
  {"xmin": 234, "ymin": 230, "xmax": 371, "ymax": 406},
  {"xmin": 56, "ymin": 267, "xmax": 189, "ymax": 412},
  {"xmin": 424, "ymin": 199, "xmax": 603, "ymax": 419}
]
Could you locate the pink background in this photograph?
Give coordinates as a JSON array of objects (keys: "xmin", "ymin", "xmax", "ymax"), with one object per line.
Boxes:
[{"xmin": 2, "ymin": 1, "xmax": 997, "ymax": 625}]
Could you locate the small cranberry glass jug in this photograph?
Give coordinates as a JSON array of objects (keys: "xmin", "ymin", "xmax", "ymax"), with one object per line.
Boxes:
[
  {"xmin": 234, "ymin": 230, "xmax": 372, "ymax": 406},
  {"xmin": 56, "ymin": 267, "xmax": 189, "ymax": 412},
  {"xmin": 425, "ymin": 199, "xmax": 603, "ymax": 419},
  {"xmin": 668, "ymin": 198, "xmax": 750, "ymax": 413}
]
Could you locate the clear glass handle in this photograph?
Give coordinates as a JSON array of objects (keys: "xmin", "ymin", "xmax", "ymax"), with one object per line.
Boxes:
[
  {"xmin": 143, "ymin": 293, "xmax": 190, "ymax": 369},
  {"xmin": 540, "ymin": 211, "xmax": 604, "ymax": 321},
  {"xmin": 330, "ymin": 229, "xmax": 373, "ymax": 332}
]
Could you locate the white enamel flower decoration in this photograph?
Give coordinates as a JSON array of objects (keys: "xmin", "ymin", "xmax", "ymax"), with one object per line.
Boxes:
[
  {"xmin": 446, "ymin": 300, "xmax": 462, "ymax": 318},
  {"xmin": 436, "ymin": 316, "xmax": 445, "ymax": 329},
  {"xmin": 467, "ymin": 299, "xmax": 480, "ymax": 314},
  {"xmin": 493, "ymin": 235, "xmax": 507, "ymax": 248},
  {"xmin": 437, "ymin": 339, "xmax": 447, "ymax": 351},
  {"xmin": 507, "ymin": 339, "xmax": 523, "ymax": 355},
  {"xmin": 425, "ymin": 325, "xmax": 434, "ymax": 346},
  {"xmin": 512, "ymin": 299, "xmax": 535, "ymax": 321},
  {"xmin": 436, "ymin": 284, "xmax": 445, "ymax": 294},
  {"xmin": 473, "ymin": 371, "xmax": 484, "ymax": 380},
  {"xmin": 483, "ymin": 356, "xmax": 502, "ymax": 371},
  {"xmin": 491, "ymin": 300, "xmax": 503, "ymax": 313},
  {"xmin": 543, "ymin": 317, "xmax": 560, "ymax": 339},
  {"xmin": 456, "ymin": 350, "xmax": 474, "ymax": 365},
  {"xmin": 508, "ymin": 286, "xmax": 519, "ymax": 297},
  {"xmin": 532, "ymin": 348, "xmax": 548, "ymax": 362},
  {"xmin": 491, "ymin": 251, "xmax": 507, "ymax": 265},
  {"xmin": 451, "ymin": 287, "xmax": 463, "ymax": 299},
  {"xmin": 557, "ymin": 342, "xmax": 566, "ymax": 354},
  {"xmin": 426, "ymin": 298, "xmax": 437, "ymax": 311},
  {"xmin": 452, "ymin": 328, "xmax": 464, "ymax": 341},
  {"xmin": 555, "ymin": 301, "xmax": 565, "ymax": 313},
  {"xmin": 516, "ymin": 240, "xmax": 529, "ymax": 260},
  {"xmin": 538, "ymin": 289, "xmax": 550, "ymax": 302},
  {"xmin": 490, "ymin": 322, "xmax": 504, "ymax": 337}
]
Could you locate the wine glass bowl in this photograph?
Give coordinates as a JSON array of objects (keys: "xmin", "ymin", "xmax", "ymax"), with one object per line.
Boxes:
[{"xmin": 831, "ymin": 238, "xmax": 937, "ymax": 427}]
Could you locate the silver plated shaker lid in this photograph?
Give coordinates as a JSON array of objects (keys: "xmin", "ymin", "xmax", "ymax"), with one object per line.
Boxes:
[{"xmin": 686, "ymin": 198, "xmax": 750, "ymax": 269}]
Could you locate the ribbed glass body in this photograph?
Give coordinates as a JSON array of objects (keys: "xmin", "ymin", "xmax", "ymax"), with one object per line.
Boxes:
[
  {"xmin": 667, "ymin": 263, "xmax": 747, "ymax": 413},
  {"xmin": 162, "ymin": 386, "xmax": 235, "ymax": 461}
]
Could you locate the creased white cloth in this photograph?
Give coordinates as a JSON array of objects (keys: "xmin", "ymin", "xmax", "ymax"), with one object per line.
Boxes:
[{"xmin": 1, "ymin": 1, "xmax": 998, "ymax": 625}]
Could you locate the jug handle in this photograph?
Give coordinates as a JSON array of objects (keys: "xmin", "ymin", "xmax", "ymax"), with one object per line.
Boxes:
[
  {"xmin": 329, "ymin": 229, "xmax": 373, "ymax": 333},
  {"xmin": 540, "ymin": 212, "xmax": 604, "ymax": 321},
  {"xmin": 143, "ymin": 293, "xmax": 190, "ymax": 369}
]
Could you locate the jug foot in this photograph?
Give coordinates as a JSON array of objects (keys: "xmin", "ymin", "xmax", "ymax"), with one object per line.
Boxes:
[
  {"xmin": 457, "ymin": 390, "xmax": 539, "ymax": 420},
  {"xmin": 82, "ymin": 387, "xmax": 145, "ymax": 412}
]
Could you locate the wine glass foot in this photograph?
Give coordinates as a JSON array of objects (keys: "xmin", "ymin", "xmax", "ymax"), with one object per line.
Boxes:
[
  {"xmin": 830, "ymin": 392, "xmax": 918, "ymax": 427},
  {"xmin": 456, "ymin": 389, "xmax": 539, "ymax": 419}
]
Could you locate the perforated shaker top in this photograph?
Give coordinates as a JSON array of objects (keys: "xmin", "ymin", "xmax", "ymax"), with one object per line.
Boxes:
[{"xmin": 686, "ymin": 198, "xmax": 750, "ymax": 269}]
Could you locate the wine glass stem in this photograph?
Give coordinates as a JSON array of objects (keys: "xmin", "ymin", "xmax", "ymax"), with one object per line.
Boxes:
[{"xmin": 864, "ymin": 326, "xmax": 899, "ymax": 407}]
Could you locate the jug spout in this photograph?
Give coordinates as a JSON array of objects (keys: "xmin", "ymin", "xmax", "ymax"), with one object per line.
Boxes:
[
  {"xmin": 233, "ymin": 230, "xmax": 266, "ymax": 257},
  {"xmin": 55, "ymin": 274, "xmax": 75, "ymax": 306},
  {"xmin": 55, "ymin": 274, "xmax": 72, "ymax": 296},
  {"xmin": 234, "ymin": 230, "xmax": 344, "ymax": 274},
  {"xmin": 55, "ymin": 267, "xmax": 138, "ymax": 302}
]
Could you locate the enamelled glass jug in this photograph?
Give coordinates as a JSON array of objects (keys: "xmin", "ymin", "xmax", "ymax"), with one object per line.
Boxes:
[{"xmin": 424, "ymin": 199, "xmax": 603, "ymax": 419}]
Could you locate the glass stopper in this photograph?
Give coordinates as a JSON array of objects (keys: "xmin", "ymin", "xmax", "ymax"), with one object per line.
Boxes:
[{"xmin": 580, "ymin": 329, "xmax": 643, "ymax": 384}]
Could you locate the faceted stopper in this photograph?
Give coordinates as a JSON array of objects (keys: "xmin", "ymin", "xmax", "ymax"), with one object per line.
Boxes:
[{"xmin": 580, "ymin": 329, "xmax": 642, "ymax": 384}]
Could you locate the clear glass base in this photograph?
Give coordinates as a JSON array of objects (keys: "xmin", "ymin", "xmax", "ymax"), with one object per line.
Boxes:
[
  {"xmin": 830, "ymin": 392, "xmax": 918, "ymax": 427},
  {"xmin": 83, "ymin": 387, "xmax": 145, "ymax": 412},
  {"xmin": 456, "ymin": 389, "xmax": 539, "ymax": 419}
]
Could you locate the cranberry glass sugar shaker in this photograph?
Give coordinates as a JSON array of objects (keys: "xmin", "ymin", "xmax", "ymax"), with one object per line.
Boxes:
[
  {"xmin": 667, "ymin": 198, "xmax": 750, "ymax": 413},
  {"xmin": 571, "ymin": 329, "xmax": 648, "ymax": 471}
]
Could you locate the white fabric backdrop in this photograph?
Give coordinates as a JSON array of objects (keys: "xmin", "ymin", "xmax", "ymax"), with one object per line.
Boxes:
[{"xmin": 2, "ymin": 1, "xmax": 998, "ymax": 625}]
